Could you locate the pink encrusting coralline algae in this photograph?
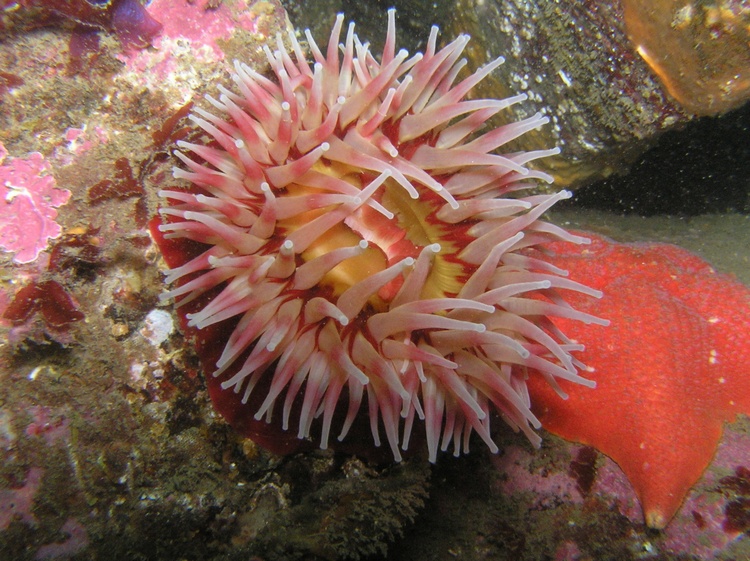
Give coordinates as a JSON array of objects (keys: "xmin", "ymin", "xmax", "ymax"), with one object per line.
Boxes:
[
  {"xmin": 0, "ymin": 466, "xmax": 42, "ymax": 530},
  {"xmin": 0, "ymin": 142, "xmax": 71, "ymax": 264}
]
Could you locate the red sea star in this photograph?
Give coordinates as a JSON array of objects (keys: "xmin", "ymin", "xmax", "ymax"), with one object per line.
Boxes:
[{"xmin": 528, "ymin": 231, "xmax": 750, "ymax": 529}]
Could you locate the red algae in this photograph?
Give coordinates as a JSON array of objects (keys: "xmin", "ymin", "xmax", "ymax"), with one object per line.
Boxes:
[
  {"xmin": 3, "ymin": 280, "xmax": 84, "ymax": 328},
  {"xmin": 88, "ymin": 158, "xmax": 144, "ymax": 203}
]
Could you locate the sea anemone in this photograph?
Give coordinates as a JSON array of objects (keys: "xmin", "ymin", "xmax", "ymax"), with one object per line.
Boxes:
[{"xmin": 154, "ymin": 10, "xmax": 606, "ymax": 462}]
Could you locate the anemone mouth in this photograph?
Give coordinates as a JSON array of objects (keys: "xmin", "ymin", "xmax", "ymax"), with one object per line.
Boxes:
[
  {"xmin": 280, "ymin": 173, "xmax": 465, "ymax": 310},
  {"xmin": 155, "ymin": 9, "xmax": 606, "ymax": 463}
]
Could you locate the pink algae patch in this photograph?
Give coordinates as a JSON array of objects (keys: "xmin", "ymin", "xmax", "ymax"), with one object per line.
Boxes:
[
  {"xmin": 25, "ymin": 406, "xmax": 71, "ymax": 447},
  {"xmin": 34, "ymin": 518, "xmax": 90, "ymax": 560},
  {"xmin": 60, "ymin": 126, "xmax": 109, "ymax": 166},
  {"xmin": 554, "ymin": 541, "xmax": 583, "ymax": 561},
  {"xmin": 0, "ymin": 467, "xmax": 43, "ymax": 530},
  {"xmin": 0, "ymin": 143, "xmax": 70, "ymax": 264},
  {"xmin": 148, "ymin": 0, "xmax": 264, "ymax": 58},
  {"xmin": 115, "ymin": 0, "xmax": 280, "ymax": 101},
  {"xmin": 658, "ymin": 429, "xmax": 750, "ymax": 558},
  {"xmin": 492, "ymin": 445, "xmax": 584, "ymax": 508}
]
